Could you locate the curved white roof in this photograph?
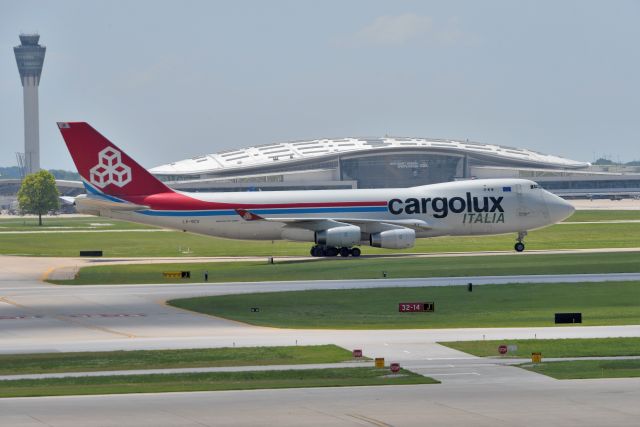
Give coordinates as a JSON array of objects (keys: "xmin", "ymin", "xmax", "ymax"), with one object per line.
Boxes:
[{"xmin": 150, "ymin": 137, "xmax": 589, "ymax": 175}]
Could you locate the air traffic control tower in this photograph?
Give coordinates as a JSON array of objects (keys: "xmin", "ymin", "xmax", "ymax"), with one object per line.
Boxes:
[{"xmin": 14, "ymin": 34, "xmax": 46, "ymax": 175}]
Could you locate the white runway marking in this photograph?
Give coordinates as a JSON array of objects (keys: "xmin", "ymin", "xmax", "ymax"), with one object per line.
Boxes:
[{"xmin": 431, "ymin": 372, "xmax": 481, "ymax": 376}]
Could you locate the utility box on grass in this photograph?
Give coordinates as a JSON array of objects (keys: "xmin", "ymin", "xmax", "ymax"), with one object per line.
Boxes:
[
  {"xmin": 555, "ymin": 313, "xmax": 582, "ymax": 324},
  {"xmin": 80, "ymin": 250, "xmax": 102, "ymax": 257}
]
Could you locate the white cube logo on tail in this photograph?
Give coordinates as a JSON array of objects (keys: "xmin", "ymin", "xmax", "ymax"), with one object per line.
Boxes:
[{"xmin": 89, "ymin": 147, "xmax": 132, "ymax": 188}]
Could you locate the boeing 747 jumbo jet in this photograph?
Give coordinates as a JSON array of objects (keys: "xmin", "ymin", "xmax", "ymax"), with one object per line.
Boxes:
[{"xmin": 58, "ymin": 122, "xmax": 575, "ymax": 257}]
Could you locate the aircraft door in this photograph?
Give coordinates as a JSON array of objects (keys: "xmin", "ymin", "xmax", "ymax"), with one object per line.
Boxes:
[{"xmin": 515, "ymin": 184, "xmax": 531, "ymax": 228}]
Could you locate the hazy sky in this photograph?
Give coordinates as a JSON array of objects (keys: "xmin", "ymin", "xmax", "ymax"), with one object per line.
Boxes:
[{"xmin": 1, "ymin": 0, "xmax": 639, "ymax": 170}]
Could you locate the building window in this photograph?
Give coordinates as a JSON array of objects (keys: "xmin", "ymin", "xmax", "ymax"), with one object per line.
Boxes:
[{"xmin": 340, "ymin": 154, "xmax": 463, "ymax": 188}]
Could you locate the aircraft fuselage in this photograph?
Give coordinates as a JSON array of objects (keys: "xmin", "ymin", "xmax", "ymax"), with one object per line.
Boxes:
[{"xmin": 80, "ymin": 178, "xmax": 571, "ymax": 243}]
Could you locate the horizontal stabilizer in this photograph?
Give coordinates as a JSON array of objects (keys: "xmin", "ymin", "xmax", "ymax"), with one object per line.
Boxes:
[{"xmin": 75, "ymin": 195, "xmax": 149, "ymax": 213}]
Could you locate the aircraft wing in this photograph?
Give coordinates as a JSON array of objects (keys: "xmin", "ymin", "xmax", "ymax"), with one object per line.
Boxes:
[
  {"xmin": 235, "ymin": 209, "xmax": 430, "ymax": 233},
  {"xmin": 328, "ymin": 218, "xmax": 431, "ymax": 233}
]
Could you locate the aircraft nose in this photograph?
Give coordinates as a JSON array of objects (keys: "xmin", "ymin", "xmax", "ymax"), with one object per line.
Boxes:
[{"xmin": 545, "ymin": 192, "xmax": 575, "ymax": 223}]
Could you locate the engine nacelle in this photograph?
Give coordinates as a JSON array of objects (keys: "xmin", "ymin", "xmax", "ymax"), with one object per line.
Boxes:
[
  {"xmin": 315, "ymin": 225, "xmax": 361, "ymax": 247},
  {"xmin": 369, "ymin": 229, "xmax": 416, "ymax": 249}
]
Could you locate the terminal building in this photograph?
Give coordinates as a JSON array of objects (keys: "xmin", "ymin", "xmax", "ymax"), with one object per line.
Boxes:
[
  {"xmin": 150, "ymin": 136, "xmax": 640, "ymax": 198},
  {"xmin": 3, "ymin": 135, "xmax": 640, "ymax": 212}
]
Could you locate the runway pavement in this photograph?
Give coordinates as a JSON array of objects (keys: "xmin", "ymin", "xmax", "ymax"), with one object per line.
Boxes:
[
  {"xmin": 1, "ymin": 253, "xmax": 640, "ymax": 355},
  {"xmin": 2, "ymin": 260, "xmax": 640, "ymax": 353},
  {"xmin": 2, "ymin": 380, "xmax": 640, "ymax": 427},
  {"xmin": 1, "ymin": 255, "xmax": 639, "ymax": 426}
]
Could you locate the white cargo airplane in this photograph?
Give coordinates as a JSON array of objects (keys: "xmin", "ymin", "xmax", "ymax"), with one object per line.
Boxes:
[{"xmin": 58, "ymin": 122, "xmax": 575, "ymax": 257}]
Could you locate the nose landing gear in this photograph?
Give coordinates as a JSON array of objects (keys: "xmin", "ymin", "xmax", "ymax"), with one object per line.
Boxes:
[
  {"xmin": 514, "ymin": 231, "xmax": 527, "ymax": 252},
  {"xmin": 310, "ymin": 245, "xmax": 361, "ymax": 257}
]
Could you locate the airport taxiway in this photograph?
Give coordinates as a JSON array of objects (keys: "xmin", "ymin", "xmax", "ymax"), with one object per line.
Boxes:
[
  {"xmin": 3, "ymin": 379, "xmax": 640, "ymax": 426},
  {"xmin": 2, "ymin": 254, "xmax": 640, "ymax": 351},
  {"xmin": 1, "ymin": 255, "xmax": 639, "ymax": 426},
  {"xmin": 1, "ymin": 252, "xmax": 640, "ymax": 355}
]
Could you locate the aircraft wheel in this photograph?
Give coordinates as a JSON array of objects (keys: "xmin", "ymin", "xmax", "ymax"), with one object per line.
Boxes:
[
  {"xmin": 310, "ymin": 246, "xmax": 317, "ymax": 257},
  {"xmin": 514, "ymin": 242, "xmax": 525, "ymax": 252},
  {"xmin": 339, "ymin": 247, "xmax": 350, "ymax": 257},
  {"xmin": 326, "ymin": 246, "xmax": 338, "ymax": 257},
  {"xmin": 350, "ymin": 247, "xmax": 361, "ymax": 257}
]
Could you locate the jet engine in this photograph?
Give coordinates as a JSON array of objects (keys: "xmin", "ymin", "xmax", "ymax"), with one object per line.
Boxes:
[
  {"xmin": 369, "ymin": 229, "xmax": 416, "ymax": 249},
  {"xmin": 315, "ymin": 225, "xmax": 361, "ymax": 247}
]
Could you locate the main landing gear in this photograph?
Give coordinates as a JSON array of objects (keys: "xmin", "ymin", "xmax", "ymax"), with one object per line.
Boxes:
[
  {"xmin": 514, "ymin": 231, "xmax": 527, "ymax": 252},
  {"xmin": 310, "ymin": 245, "xmax": 361, "ymax": 257}
]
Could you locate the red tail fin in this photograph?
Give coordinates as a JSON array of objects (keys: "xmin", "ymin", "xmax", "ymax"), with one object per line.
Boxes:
[{"xmin": 58, "ymin": 122, "xmax": 171, "ymax": 197}]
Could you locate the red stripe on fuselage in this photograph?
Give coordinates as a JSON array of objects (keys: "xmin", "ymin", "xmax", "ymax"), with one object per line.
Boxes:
[{"xmin": 123, "ymin": 192, "xmax": 388, "ymax": 211}]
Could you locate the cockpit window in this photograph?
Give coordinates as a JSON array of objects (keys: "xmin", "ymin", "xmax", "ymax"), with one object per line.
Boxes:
[{"xmin": 530, "ymin": 184, "xmax": 540, "ymax": 189}]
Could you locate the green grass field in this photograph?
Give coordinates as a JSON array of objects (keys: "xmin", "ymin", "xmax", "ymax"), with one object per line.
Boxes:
[
  {"xmin": 521, "ymin": 359, "xmax": 640, "ymax": 379},
  {"xmin": 2, "ymin": 211, "xmax": 640, "ymax": 257},
  {"xmin": 562, "ymin": 210, "xmax": 640, "ymax": 222},
  {"xmin": 0, "ymin": 216, "xmax": 156, "ymax": 231},
  {"xmin": 440, "ymin": 338, "xmax": 640, "ymax": 358},
  {"xmin": 167, "ymin": 281, "xmax": 640, "ymax": 329},
  {"xmin": 53, "ymin": 251, "xmax": 640, "ymax": 285},
  {"xmin": 0, "ymin": 367, "xmax": 437, "ymax": 398},
  {"xmin": 0, "ymin": 345, "xmax": 354, "ymax": 375}
]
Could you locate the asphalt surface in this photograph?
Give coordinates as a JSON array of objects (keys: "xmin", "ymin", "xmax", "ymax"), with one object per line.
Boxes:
[
  {"xmin": 2, "ymin": 380, "xmax": 640, "ymax": 427},
  {"xmin": 0, "ymin": 254, "xmax": 639, "ymax": 426}
]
